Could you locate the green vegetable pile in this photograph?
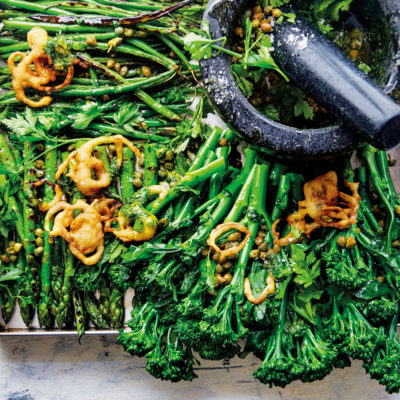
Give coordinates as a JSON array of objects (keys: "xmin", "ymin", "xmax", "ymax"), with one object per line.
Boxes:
[{"xmin": 0, "ymin": 0, "xmax": 400, "ymax": 394}]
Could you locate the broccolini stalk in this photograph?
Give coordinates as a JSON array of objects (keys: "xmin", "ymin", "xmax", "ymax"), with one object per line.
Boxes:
[
  {"xmin": 121, "ymin": 147, "xmax": 136, "ymax": 198},
  {"xmin": 99, "ymin": 283, "xmax": 111, "ymax": 325},
  {"xmin": 110, "ymin": 286, "xmax": 124, "ymax": 329},
  {"xmin": 38, "ymin": 142, "xmax": 57, "ymax": 329}
]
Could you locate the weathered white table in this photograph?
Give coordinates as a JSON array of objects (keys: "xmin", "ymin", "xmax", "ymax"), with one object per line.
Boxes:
[{"xmin": 0, "ymin": 334, "xmax": 398, "ymax": 400}]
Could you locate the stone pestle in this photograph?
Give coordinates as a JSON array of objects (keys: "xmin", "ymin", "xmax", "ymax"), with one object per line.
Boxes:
[{"xmin": 272, "ymin": 15, "xmax": 400, "ymax": 150}]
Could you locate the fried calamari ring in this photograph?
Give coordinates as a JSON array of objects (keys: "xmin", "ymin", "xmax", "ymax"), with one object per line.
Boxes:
[
  {"xmin": 91, "ymin": 198, "xmax": 121, "ymax": 221},
  {"xmin": 38, "ymin": 183, "xmax": 64, "ymax": 212},
  {"xmin": 7, "ymin": 27, "xmax": 75, "ymax": 108},
  {"xmin": 273, "ymin": 171, "xmax": 360, "ymax": 246},
  {"xmin": 44, "ymin": 199, "xmax": 104, "ymax": 265},
  {"xmin": 207, "ymin": 222, "xmax": 252, "ymax": 263},
  {"xmin": 244, "ymin": 274, "xmax": 275, "ymax": 304},
  {"xmin": 55, "ymin": 135, "xmax": 142, "ymax": 196}
]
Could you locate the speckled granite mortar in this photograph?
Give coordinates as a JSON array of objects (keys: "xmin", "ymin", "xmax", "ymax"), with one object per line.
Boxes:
[{"xmin": 200, "ymin": 0, "xmax": 400, "ymax": 158}]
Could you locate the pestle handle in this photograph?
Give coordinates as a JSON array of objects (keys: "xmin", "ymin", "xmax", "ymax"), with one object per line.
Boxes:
[{"xmin": 272, "ymin": 16, "xmax": 400, "ymax": 150}]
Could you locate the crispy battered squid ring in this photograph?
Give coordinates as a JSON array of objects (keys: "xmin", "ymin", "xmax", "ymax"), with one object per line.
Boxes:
[
  {"xmin": 55, "ymin": 135, "xmax": 142, "ymax": 196},
  {"xmin": 273, "ymin": 171, "xmax": 360, "ymax": 247},
  {"xmin": 7, "ymin": 27, "xmax": 75, "ymax": 108},
  {"xmin": 207, "ymin": 222, "xmax": 252, "ymax": 263},
  {"xmin": 91, "ymin": 198, "xmax": 121, "ymax": 221},
  {"xmin": 44, "ymin": 199, "xmax": 104, "ymax": 265},
  {"xmin": 244, "ymin": 274, "xmax": 276, "ymax": 304},
  {"xmin": 39, "ymin": 183, "xmax": 64, "ymax": 212},
  {"xmin": 104, "ymin": 204, "xmax": 158, "ymax": 242}
]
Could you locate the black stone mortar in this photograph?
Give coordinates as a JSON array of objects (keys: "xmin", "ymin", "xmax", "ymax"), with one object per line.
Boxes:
[{"xmin": 199, "ymin": 0, "xmax": 400, "ymax": 158}]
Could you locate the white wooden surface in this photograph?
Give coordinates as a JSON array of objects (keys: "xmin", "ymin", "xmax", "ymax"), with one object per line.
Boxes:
[{"xmin": 0, "ymin": 334, "xmax": 398, "ymax": 400}]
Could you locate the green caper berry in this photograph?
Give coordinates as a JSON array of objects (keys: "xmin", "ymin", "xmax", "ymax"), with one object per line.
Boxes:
[
  {"xmin": 120, "ymin": 66, "xmax": 128, "ymax": 77},
  {"xmin": 1, "ymin": 254, "xmax": 9, "ymax": 264},
  {"xmin": 133, "ymin": 178, "xmax": 143, "ymax": 188},
  {"xmin": 336, "ymin": 235, "xmax": 347, "ymax": 247},
  {"xmin": 6, "ymin": 247, "xmax": 15, "ymax": 255},
  {"xmin": 114, "ymin": 62, "xmax": 121, "ymax": 73},
  {"xmin": 165, "ymin": 162, "xmax": 174, "ymax": 171},
  {"xmin": 13, "ymin": 243, "xmax": 23, "ymax": 253},
  {"xmin": 115, "ymin": 26, "xmax": 124, "ymax": 35},
  {"xmin": 36, "ymin": 143, "xmax": 45, "ymax": 152},
  {"xmin": 124, "ymin": 28, "xmax": 134, "ymax": 37},
  {"xmin": 158, "ymin": 218, "xmax": 169, "ymax": 228},
  {"xmin": 392, "ymin": 240, "xmax": 400, "ymax": 248},
  {"xmin": 259, "ymin": 242, "xmax": 269, "ymax": 251},
  {"xmin": 34, "ymin": 247, "xmax": 44, "ymax": 257},
  {"xmin": 158, "ymin": 169, "xmax": 168, "ymax": 180},
  {"xmin": 67, "ymin": 144, "xmax": 75, "ymax": 152},
  {"xmin": 27, "ymin": 254, "xmax": 34, "ymax": 264},
  {"xmin": 34, "ymin": 160, "xmax": 45, "ymax": 169},
  {"xmin": 134, "ymin": 171, "xmax": 143, "ymax": 179},
  {"xmin": 9, "ymin": 255, "xmax": 17, "ymax": 263},
  {"xmin": 138, "ymin": 158, "xmax": 145, "ymax": 167},
  {"xmin": 136, "ymin": 30, "xmax": 147, "ymax": 38},
  {"xmin": 215, "ymin": 264, "xmax": 224, "ymax": 273},
  {"xmin": 156, "ymin": 147, "xmax": 166, "ymax": 159},
  {"xmin": 107, "ymin": 59, "xmax": 116, "ymax": 69},
  {"xmin": 36, "ymin": 170, "xmax": 45, "ymax": 179},
  {"xmin": 35, "ymin": 237, "xmax": 44, "ymax": 247},
  {"xmin": 218, "ymin": 138, "xmax": 228, "ymax": 147},
  {"xmin": 9, "ymin": 241, "xmax": 15, "ymax": 247},
  {"xmin": 165, "ymin": 150, "xmax": 175, "ymax": 161},
  {"xmin": 35, "ymin": 228, "xmax": 44, "ymax": 238}
]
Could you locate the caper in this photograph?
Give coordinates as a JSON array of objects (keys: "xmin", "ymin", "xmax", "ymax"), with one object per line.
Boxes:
[
  {"xmin": 336, "ymin": 235, "xmax": 347, "ymax": 247},
  {"xmin": 251, "ymin": 19, "xmax": 260, "ymax": 28},
  {"xmin": 158, "ymin": 169, "xmax": 168, "ymax": 180},
  {"xmin": 9, "ymin": 255, "xmax": 17, "ymax": 263},
  {"xmin": 165, "ymin": 150, "xmax": 175, "ymax": 161},
  {"xmin": 395, "ymin": 206, "xmax": 400, "ymax": 217},
  {"xmin": 114, "ymin": 62, "xmax": 121, "ymax": 73},
  {"xmin": 259, "ymin": 251, "xmax": 269, "ymax": 260},
  {"xmin": 8, "ymin": 241, "xmax": 15, "ymax": 248},
  {"xmin": 124, "ymin": 28, "xmax": 134, "ymax": 37},
  {"xmin": 169, "ymin": 181, "xmax": 177, "ymax": 188},
  {"xmin": 222, "ymin": 261, "xmax": 233, "ymax": 270},
  {"xmin": 272, "ymin": 8, "xmax": 282, "ymax": 18},
  {"xmin": 142, "ymin": 66, "xmax": 152, "ymax": 77},
  {"xmin": 200, "ymin": 248, "xmax": 209, "ymax": 258},
  {"xmin": 120, "ymin": 66, "xmax": 128, "ymax": 77},
  {"xmin": 250, "ymin": 249, "xmax": 260, "ymax": 259},
  {"xmin": 264, "ymin": 5, "xmax": 273, "ymax": 14},
  {"xmin": 86, "ymin": 35, "xmax": 98, "ymax": 46},
  {"xmin": 1, "ymin": 254, "xmax": 9, "ymax": 264},
  {"xmin": 13, "ymin": 243, "xmax": 23, "ymax": 253},
  {"xmin": 345, "ymin": 236, "xmax": 356, "ymax": 249},
  {"xmin": 108, "ymin": 144, "xmax": 116, "ymax": 154},
  {"xmin": 107, "ymin": 59, "xmax": 116, "ymax": 69},
  {"xmin": 377, "ymin": 276, "xmax": 385, "ymax": 283},
  {"xmin": 379, "ymin": 219, "xmax": 385, "ymax": 228},
  {"xmin": 36, "ymin": 143, "xmax": 45, "ymax": 152},
  {"xmin": 252, "ymin": 5, "xmax": 262, "ymax": 13},
  {"xmin": 212, "ymin": 252, "xmax": 220, "ymax": 263},
  {"xmin": 102, "ymin": 94, "xmax": 111, "ymax": 102},
  {"xmin": 392, "ymin": 240, "xmax": 400, "ymax": 248},
  {"xmin": 165, "ymin": 162, "xmax": 174, "ymax": 171},
  {"xmin": 253, "ymin": 12, "xmax": 264, "ymax": 20},
  {"xmin": 217, "ymin": 138, "xmax": 228, "ymax": 147},
  {"xmin": 215, "ymin": 264, "xmax": 224, "ymax": 274},
  {"xmin": 115, "ymin": 26, "xmax": 124, "ymax": 35},
  {"xmin": 36, "ymin": 170, "xmax": 45, "ymax": 179},
  {"xmin": 227, "ymin": 232, "xmax": 242, "ymax": 242},
  {"xmin": 138, "ymin": 157, "xmax": 145, "ymax": 167},
  {"xmin": 223, "ymin": 273, "xmax": 233, "ymax": 284},
  {"xmin": 158, "ymin": 218, "xmax": 169, "ymax": 228},
  {"xmin": 35, "ymin": 237, "xmax": 44, "ymax": 247},
  {"xmin": 6, "ymin": 247, "xmax": 15, "ymax": 255},
  {"xmin": 35, "ymin": 228, "xmax": 44, "ymax": 238},
  {"xmin": 34, "ymin": 246, "xmax": 44, "ymax": 257},
  {"xmin": 234, "ymin": 27, "xmax": 244, "ymax": 37},
  {"xmin": 67, "ymin": 144, "xmax": 75, "ymax": 152},
  {"xmin": 27, "ymin": 254, "xmax": 34, "ymax": 264},
  {"xmin": 134, "ymin": 171, "xmax": 143, "ymax": 179},
  {"xmin": 34, "ymin": 159, "xmax": 45, "ymax": 169},
  {"xmin": 255, "ymin": 236, "xmax": 264, "ymax": 246},
  {"xmin": 133, "ymin": 178, "xmax": 143, "ymax": 188},
  {"xmin": 136, "ymin": 30, "xmax": 147, "ymax": 38},
  {"xmin": 261, "ymin": 22, "xmax": 272, "ymax": 33},
  {"xmin": 257, "ymin": 243, "xmax": 268, "ymax": 252},
  {"xmin": 273, "ymin": 245, "xmax": 281, "ymax": 254},
  {"xmin": 156, "ymin": 147, "xmax": 166, "ymax": 159},
  {"xmin": 388, "ymin": 155, "xmax": 396, "ymax": 167}
]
